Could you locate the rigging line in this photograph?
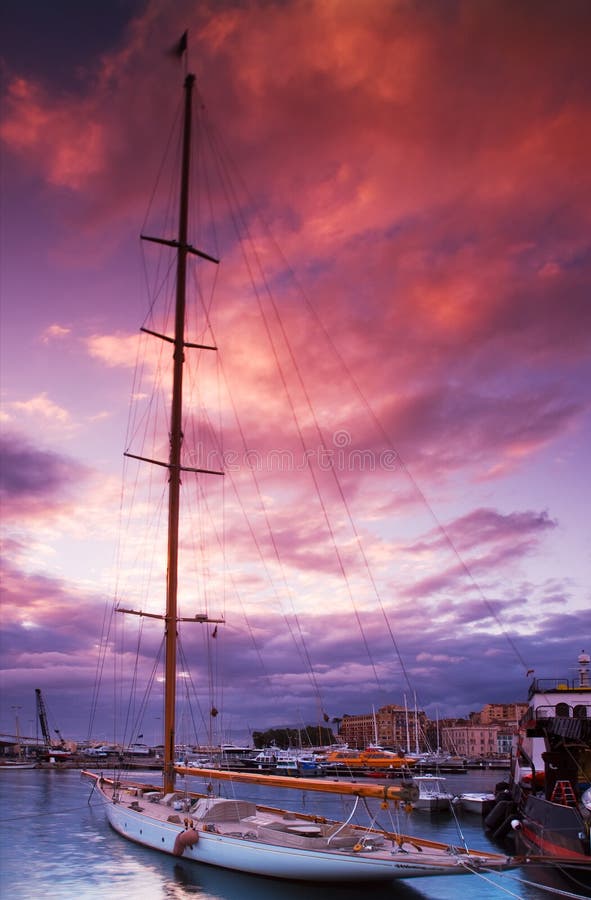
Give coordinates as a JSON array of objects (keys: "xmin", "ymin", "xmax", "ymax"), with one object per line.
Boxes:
[
  {"xmin": 245, "ymin": 237, "xmax": 412, "ymax": 693},
  {"xmin": 120, "ymin": 615, "xmax": 163, "ymax": 748},
  {"xmin": 448, "ymin": 792, "xmax": 469, "ymax": 852},
  {"xmin": 456, "ymin": 865, "xmax": 523, "ymax": 898},
  {"xmin": 89, "ymin": 361, "xmax": 156, "ymax": 742},
  {"xmin": 136, "ymin": 102, "xmax": 184, "ymax": 380},
  {"xmin": 189, "ymin": 116, "xmax": 327, "ymax": 703},
  {"xmin": 131, "ymin": 288, "xmax": 175, "ymax": 457},
  {"xmin": 217, "ymin": 405, "xmax": 326, "ymax": 696},
  {"xmin": 188, "ymin": 327, "xmax": 327, "ymax": 702},
  {"xmin": 359, "ymin": 796, "xmax": 384, "ymax": 836},
  {"xmin": 234, "ymin": 173, "xmax": 533, "ymax": 683},
  {"xmin": 139, "ymin": 90, "xmax": 183, "ymax": 238},
  {"xmin": 177, "ymin": 638, "xmax": 208, "ymax": 744},
  {"xmin": 204, "ymin": 125, "xmax": 398, "ymax": 688},
  {"xmin": 186, "ymin": 122, "xmax": 226, "ymax": 621},
  {"xmin": 206, "ymin": 126, "xmax": 381, "ymax": 695},
  {"xmin": 552, "ymin": 867, "xmax": 591, "ymax": 896},
  {"xmin": 224, "ymin": 469, "xmax": 317, "ymax": 686},
  {"xmin": 138, "ymin": 249, "xmax": 176, "ymax": 350},
  {"xmin": 120, "ymin": 614, "xmax": 144, "ymax": 746},
  {"xmin": 232, "ymin": 233, "xmax": 402, "ymax": 693},
  {"xmin": 127, "ymin": 638, "xmax": 165, "ymax": 749},
  {"xmin": 460, "ymin": 863, "xmax": 591, "ymax": 900},
  {"xmin": 175, "ymin": 462, "xmax": 274, "ymax": 690},
  {"xmin": 87, "ymin": 602, "xmax": 116, "ymax": 741},
  {"xmin": 495, "ymin": 868, "xmax": 591, "ymax": 899}
]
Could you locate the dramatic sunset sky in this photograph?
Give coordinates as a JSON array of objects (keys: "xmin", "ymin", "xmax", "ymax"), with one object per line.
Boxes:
[{"xmin": 1, "ymin": 0, "xmax": 590, "ymax": 746}]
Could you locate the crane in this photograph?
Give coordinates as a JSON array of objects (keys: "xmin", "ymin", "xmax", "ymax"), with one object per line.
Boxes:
[{"xmin": 35, "ymin": 688, "xmax": 67, "ymax": 753}]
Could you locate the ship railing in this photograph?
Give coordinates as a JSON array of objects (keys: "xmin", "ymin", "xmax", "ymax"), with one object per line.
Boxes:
[{"xmin": 533, "ymin": 703, "xmax": 590, "ymax": 720}]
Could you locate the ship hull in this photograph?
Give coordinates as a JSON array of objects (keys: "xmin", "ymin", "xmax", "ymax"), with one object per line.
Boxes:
[
  {"xmin": 511, "ymin": 791, "xmax": 591, "ymax": 890},
  {"xmin": 517, "ymin": 792, "xmax": 590, "ymax": 862}
]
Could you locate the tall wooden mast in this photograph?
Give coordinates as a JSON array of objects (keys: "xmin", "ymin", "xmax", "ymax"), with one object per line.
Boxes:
[
  {"xmin": 124, "ymin": 72, "xmax": 221, "ymax": 794},
  {"xmin": 162, "ymin": 71, "xmax": 194, "ymax": 793}
]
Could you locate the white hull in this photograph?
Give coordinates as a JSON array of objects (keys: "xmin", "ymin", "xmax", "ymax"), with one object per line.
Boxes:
[
  {"xmin": 93, "ymin": 778, "xmax": 513, "ymax": 883},
  {"xmin": 458, "ymin": 793, "xmax": 495, "ymax": 815}
]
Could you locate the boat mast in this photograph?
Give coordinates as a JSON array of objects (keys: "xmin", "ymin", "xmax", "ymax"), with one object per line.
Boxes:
[
  {"xmin": 163, "ymin": 72, "xmax": 194, "ymax": 793},
  {"xmin": 127, "ymin": 70, "xmax": 221, "ymax": 792}
]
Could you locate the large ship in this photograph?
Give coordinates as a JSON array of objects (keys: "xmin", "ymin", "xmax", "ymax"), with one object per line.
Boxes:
[{"xmin": 499, "ymin": 650, "xmax": 591, "ymax": 882}]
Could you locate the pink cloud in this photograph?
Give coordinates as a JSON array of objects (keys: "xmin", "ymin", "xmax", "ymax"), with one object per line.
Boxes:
[
  {"xmin": 2, "ymin": 2, "xmax": 590, "ymax": 736},
  {"xmin": 0, "ymin": 77, "xmax": 107, "ymax": 190}
]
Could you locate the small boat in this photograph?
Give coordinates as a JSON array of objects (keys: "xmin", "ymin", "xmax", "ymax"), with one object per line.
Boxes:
[
  {"xmin": 84, "ymin": 40, "xmax": 518, "ymax": 885},
  {"xmin": 295, "ymin": 754, "xmax": 318, "ymax": 774},
  {"xmin": 455, "ymin": 792, "xmax": 495, "ymax": 816},
  {"xmin": 321, "ymin": 747, "xmax": 417, "ymax": 772},
  {"xmin": 411, "ymin": 775, "xmax": 455, "ymax": 812},
  {"xmin": 414, "ymin": 754, "xmax": 468, "ymax": 773}
]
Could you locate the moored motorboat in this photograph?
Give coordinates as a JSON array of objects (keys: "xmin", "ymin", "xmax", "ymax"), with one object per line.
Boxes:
[{"xmin": 411, "ymin": 775, "xmax": 455, "ymax": 812}]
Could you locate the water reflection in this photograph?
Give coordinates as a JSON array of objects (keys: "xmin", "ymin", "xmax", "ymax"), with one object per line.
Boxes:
[{"xmin": 167, "ymin": 858, "xmax": 427, "ymax": 900}]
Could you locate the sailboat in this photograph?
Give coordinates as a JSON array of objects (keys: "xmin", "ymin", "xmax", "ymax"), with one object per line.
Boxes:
[{"xmin": 84, "ymin": 60, "xmax": 518, "ymax": 883}]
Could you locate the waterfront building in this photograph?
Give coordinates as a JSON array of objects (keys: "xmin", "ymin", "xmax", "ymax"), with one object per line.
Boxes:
[
  {"xmin": 476, "ymin": 702, "xmax": 528, "ymax": 726},
  {"xmin": 441, "ymin": 723, "xmax": 512, "ymax": 758},
  {"xmin": 338, "ymin": 705, "xmax": 427, "ymax": 750}
]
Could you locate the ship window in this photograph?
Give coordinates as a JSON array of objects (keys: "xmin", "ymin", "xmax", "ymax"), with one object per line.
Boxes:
[
  {"xmin": 573, "ymin": 705, "xmax": 587, "ymax": 718},
  {"xmin": 555, "ymin": 702, "xmax": 570, "ymax": 717}
]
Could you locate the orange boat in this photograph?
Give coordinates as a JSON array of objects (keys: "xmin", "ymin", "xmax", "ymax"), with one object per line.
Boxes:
[{"xmin": 323, "ymin": 748, "xmax": 417, "ymax": 770}]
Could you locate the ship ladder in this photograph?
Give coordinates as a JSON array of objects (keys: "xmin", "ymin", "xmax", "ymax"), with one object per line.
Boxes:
[{"xmin": 550, "ymin": 780, "xmax": 576, "ymax": 806}]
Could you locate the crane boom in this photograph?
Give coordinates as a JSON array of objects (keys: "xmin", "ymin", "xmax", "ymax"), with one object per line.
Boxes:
[
  {"xmin": 35, "ymin": 688, "xmax": 51, "ymax": 749},
  {"xmin": 34, "ymin": 687, "xmax": 66, "ymax": 750}
]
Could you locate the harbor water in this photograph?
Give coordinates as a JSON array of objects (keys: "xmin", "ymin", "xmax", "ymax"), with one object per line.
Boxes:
[{"xmin": 1, "ymin": 768, "xmax": 588, "ymax": 899}]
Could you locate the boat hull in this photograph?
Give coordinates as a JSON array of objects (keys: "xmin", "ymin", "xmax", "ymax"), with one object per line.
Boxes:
[
  {"xmin": 104, "ymin": 802, "xmax": 455, "ymax": 881},
  {"xmin": 95, "ymin": 784, "xmax": 510, "ymax": 883},
  {"xmin": 413, "ymin": 797, "xmax": 452, "ymax": 812},
  {"xmin": 457, "ymin": 793, "xmax": 495, "ymax": 816}
]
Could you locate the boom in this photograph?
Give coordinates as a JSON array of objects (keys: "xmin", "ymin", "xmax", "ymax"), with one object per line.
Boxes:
[{"xmin": 35, "ymin": 688, "xmax": 52, "ymax": 750}]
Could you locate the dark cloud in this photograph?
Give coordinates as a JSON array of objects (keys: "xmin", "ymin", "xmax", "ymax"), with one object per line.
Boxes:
[
  {"xmin": 0, "ymin": 432, "xmax": 71, "ymax": 497},
  {"xmin": 0, "ymin": 545, "xmax": 581, "ymax": 740},
  {"xmin": 0, "ymin": 432, "xmax": 88, "ymax": 524},
  {"xmin": 409, "ymin": 508, "xmax": 557, "ymax": 556}
]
